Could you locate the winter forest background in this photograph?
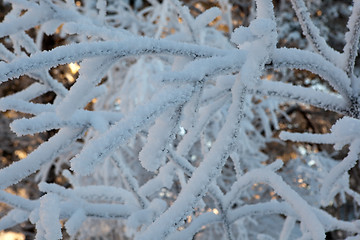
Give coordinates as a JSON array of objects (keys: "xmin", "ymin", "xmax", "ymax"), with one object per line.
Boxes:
[{"xmin": 1, "ymin": 0, "xmax": 360, "ymax": 239}]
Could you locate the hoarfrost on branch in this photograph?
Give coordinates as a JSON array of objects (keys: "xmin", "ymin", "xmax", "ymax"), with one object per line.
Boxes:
[{"xmin": 0, "ymin": 0, "xmax": 360, "ymax": 239}]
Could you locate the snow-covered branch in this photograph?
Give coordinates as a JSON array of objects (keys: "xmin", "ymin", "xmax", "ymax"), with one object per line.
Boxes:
[{"xmin": 0, "ymin": 0, "xmax": 360, "ymax": 239}]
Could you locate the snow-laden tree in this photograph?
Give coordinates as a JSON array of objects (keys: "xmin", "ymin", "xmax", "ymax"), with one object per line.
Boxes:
[{"xmin": 0, "ymin": 0, "xmax": 360, "ymax": 239}]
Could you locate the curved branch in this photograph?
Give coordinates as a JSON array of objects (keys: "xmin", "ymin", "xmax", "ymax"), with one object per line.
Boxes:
[
  {"xmin": 0, "ymin": 191, "xmax": 39, "ymax": 212},
  {"xmin": 343, "ymin": 1, "xmax": 360, "ymax": 87},
  {"xmin": 162, "ymin": 52, "xmax": 246, "ymax": 84},
  {"xmin": 0, "ymin": 38, "xmax": 226, "ymax": 83},
  {"xmin": 224, "ymin": 168, "xmax": 325, "ymax": 240},
  {"xmin": 112, "ymin": 153, "xmax": 149, "ymax": 209},
  {"xmin": 135, "ymin": 80, "xmax": 248, "ymax": 240},
  {"xmin": 0, "ymin": 5, "xmax": 53, "ymax": 38},
  {"xmin": 251, "ymin": 80, "xmax": 349, "ymax": 115},
  {"xmin": 272, "ymin": 48, "xmax": 351, "ymax": 99},
  {"xmin": 0, "ymin": 98, "xmax": 54, "ymax": 115},
  {"xmin": 169, "ymin": 201, "xmax": 360, "ymax": 239},
  {"xmin": 320, "ymin": 139, "xmax": 360, "ymax": 206},
  {"xmin": 168, "ymin": 202, "xmax": 292, "ymax": 240},
  {"xmin": 0, "ymin": 127, "xmax": 85, "ymax": 189},
  {"xmin": 10, "ymin": 110, "xmax": 123, "ymax": 136},
  {"xmin": 290, "ymin": 0, "xmax": 342, "ymax": 65},
  {"xmin": 70, "ymin": 85, "xmax": 193, "ymax": 175}
]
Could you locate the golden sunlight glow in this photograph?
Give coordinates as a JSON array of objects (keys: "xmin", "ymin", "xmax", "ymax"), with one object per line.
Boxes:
[
  {"xmin": 194, "ymin": 3, "xmax": 205, "ymax": 12},
  {"xmin": 0, "ymin": 231, "xmax": 25, "ymax": 240},
  {"xmin": 216, "ymin": 24, "xmax": 229, "ymax": 33},
  {"xmin": 55, "ymin": 24, "xmax": 64, "ymax": 34},
  {"xmin": 266, "ymin": 74, "xmax": 273, "ymax": 80},
  {"xmin": 14, "ymin": 150, "xmax": 27, "ymax": 159},
  {"xmin": 209, "ymin": 16, "xmax": 221, "ymax": 26},
  {"xmin": 5, "ymin": 187, "xmax": 28, "ymax": 198},
  {"xmin": 69, "ymin": 62, "xmax": 81, "ymax": 74},
  {"xmin": 212, "ymin": 208, "xmax": 219, "ymax": 215},
  {"xmin": 65, "ymin": 73, "xmax": 75, "ymax": 83}
]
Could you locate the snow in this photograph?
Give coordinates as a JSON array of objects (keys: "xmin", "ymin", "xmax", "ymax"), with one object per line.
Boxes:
[
  {"xmin": 0, "ymin": 38, "xmax": 225, "ymax": 83},
  {"xmin": 65, "ymin": 209, "xmax": 86, "ymax": 237},
  {"xmin": 71, "ymin": 85, "xmax": 192, "ymax": 175},
  {"xmin": 343, "ymin": 0, "xmax": 360, "ymax": 85},
  {"xmin": 194, "ymin": 7, "xmax": 222, "ymax": 29},
  {"xmin": 290, "ymin": 0, "xmax": 342, "ymax": 66},
  {"xmin": 320, "ymin": 139, "xmax": 360, "ymax": 206},
  {"xmin": 224, "ymin": 168, "xmax": 325, "ymax": 239},
  {"xmin": 1, "ymin": 0, "xmax": 360, "ymax": 239},
  {"xmin": 0, "ymin": 128, "xmax": 84, "ymax": 189},
  {"xmin": 0, "ymin": 209, "xmax": 29, "ymax": 231},
  {"xmin": 272, "ymin": 48, "xmax": 351, "ymax": 98},
  {"xmin": 139, "ymin": 110, "xmax": 180, "ymax": 172},
  {"xmin": 39, "ymin": 194, "xmax": 62, "ymax": 240}
]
